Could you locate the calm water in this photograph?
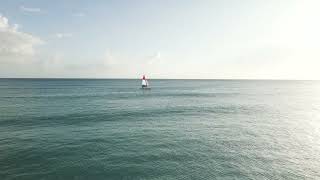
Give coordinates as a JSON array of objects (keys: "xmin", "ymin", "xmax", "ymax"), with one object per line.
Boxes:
[{"xmin": 1, "ymin": 79, "xmax": 320, "ymax": 180}]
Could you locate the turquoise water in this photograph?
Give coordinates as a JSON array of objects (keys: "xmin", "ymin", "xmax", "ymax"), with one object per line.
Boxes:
[{"xmin": 1, "ymin": 79, "xmax": 320, "ymax": 180}]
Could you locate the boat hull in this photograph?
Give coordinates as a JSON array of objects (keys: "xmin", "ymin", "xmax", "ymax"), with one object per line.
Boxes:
[{"xmin": 140, "ymin": 87, "xmax": 151, "ymax": 90}]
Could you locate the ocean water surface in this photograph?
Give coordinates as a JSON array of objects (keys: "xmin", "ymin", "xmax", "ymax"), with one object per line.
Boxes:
[{"xmin": 1, "ymin": 79, "xmax": 320, "ymax": 179}]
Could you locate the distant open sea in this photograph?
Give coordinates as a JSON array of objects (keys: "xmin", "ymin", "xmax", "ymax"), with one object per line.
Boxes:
[{"xmin": 1, "ymin": 79, "xmax": 320, "ymax": 180}]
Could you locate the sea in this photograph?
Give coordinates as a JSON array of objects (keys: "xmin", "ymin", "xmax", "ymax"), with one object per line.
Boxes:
[{"xmin": 1, "ymin": 79, "xmax": 320, "ymax": 180}]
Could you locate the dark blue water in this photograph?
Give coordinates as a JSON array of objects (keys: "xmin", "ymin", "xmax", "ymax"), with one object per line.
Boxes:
[{"xmin": 1, "ymin": 79, "xmax": 320, "ymax": 179}]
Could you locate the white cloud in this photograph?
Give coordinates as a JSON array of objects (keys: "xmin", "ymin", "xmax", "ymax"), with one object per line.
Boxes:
[
  {"xmin": 0, "ymin": 15, "xmax": 43, "ymax": 59},
  {"xmin": 72, "ymin": 13, "xmax": 86, "ymax": 17},
  {"xmin": 147, "ymin": 52, "xmax": 161, "ymax": 65},
  {"xmin": 98, "ymin": 50, "xmax": 169, "ymax": 78},
  {"xmin": 20, "ymin": 6, "xmax": 42, "ymax": 13},
  {"xmin": 0, "ymin": 15, "xmax": 8, "ymax": 28},
  {"xmin": 55, "ymin": 33, "xmax": 73, "ymax": 39}
]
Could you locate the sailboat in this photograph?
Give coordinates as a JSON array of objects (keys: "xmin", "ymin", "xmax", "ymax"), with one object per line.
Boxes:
[{"xmin": 141, "ymin": 75, "xmax": 151, "ymax": 89}]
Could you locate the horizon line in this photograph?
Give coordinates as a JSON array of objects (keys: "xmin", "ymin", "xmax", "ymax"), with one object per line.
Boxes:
[{"xmin": 0, "ymin": 77, "xmax": 319, "ymax": 81}]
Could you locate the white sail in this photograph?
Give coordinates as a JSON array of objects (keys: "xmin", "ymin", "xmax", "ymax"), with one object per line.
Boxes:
[{"xmin": 142, "ymin": 79, "xmax": 147, "ymax": 86}]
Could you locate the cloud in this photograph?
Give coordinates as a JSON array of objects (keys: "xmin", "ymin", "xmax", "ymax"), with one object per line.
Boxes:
[
  {"xmin": 55, "ymin": 33, "xmax": 73, "ymax": 39},
  {"xmin": 20, "ymin": 6, "xmax": 42, "ymax": 13},
  {"xmin": 72, "ymin": 13, "xmax": 86, "ymax": 17},
  {"xmin": 98, "ymin": 50, "xmax": 168, "ymax": 78},
  {"xmin": 0, "ymin": 15, "xmax": 43, "ymax": 62},
  {"xmin": 147, "ymin": 52, "xmax": 161, "ymax": 65},
  {"xmin": 103, "ymin": 49, "xmax": 116, "ymax": 66}
]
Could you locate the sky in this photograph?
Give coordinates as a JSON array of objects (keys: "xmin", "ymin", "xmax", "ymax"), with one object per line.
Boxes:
[{"xmin": 0, "ymin": 0, "xmax": 320, "ymax": 79}]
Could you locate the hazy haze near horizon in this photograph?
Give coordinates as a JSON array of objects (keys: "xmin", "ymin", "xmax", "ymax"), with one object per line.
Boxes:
[{"xmin": 1, "ymin": 0, "xmax": 320, "ymax": 79}]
